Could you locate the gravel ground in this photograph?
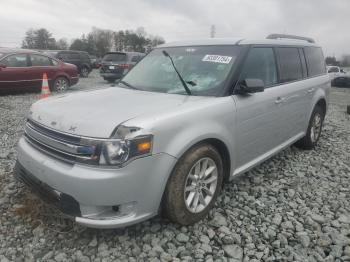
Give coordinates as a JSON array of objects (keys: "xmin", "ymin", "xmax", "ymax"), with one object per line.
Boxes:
[{"xmin": 0, "ymin": 75, "xmax": 349, "ymax": 261}]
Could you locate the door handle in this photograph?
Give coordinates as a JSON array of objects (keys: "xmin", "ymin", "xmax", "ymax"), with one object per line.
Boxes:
[
  {"xmin": 307, "ymin": 88, "xmax": 315, "ymax": 93},
  {"xmin": 275, "ymin": 97, "xmax": 285, "ymax": 104}
]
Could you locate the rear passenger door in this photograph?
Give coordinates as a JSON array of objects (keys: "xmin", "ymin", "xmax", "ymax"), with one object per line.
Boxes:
[
  {"xmin": 27, "ymin": 54, "xmax": 58, "ymax": 89},
  {"xmin": 275, "ymin": 47, "xmax": 308, "ymax": 139}
]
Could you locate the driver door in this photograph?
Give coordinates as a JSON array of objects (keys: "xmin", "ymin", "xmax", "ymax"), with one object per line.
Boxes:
[{"xmin": 233, "ymin": 47, "xmax": 286, "ymax": 173}]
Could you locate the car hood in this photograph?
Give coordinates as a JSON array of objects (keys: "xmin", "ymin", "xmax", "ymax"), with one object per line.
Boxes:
[{"xmin": 29, "ymin": 87, "xmax": 205, "ymax": 138}]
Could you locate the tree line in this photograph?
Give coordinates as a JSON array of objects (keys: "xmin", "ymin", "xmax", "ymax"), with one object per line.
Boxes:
[
  {"xmin": 325, "ymin": 55, "xmax": 350, "ymax": 67},
  {"xmin": 22, "ymin": 27, "xmax": 165, "ymax": 57}
]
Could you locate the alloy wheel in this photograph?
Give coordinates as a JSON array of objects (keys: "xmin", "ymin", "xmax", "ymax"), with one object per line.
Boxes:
[
  {"xmin": 310, "ymin": 113, "xmax": 322, "ymax": 143},
  {"xmin": 184, "ymin": 157, "xmax": 218, "ymax": 213},
  {"xmin": 55, "ymin": 78, "xmax": 68, "ymax": 92}
]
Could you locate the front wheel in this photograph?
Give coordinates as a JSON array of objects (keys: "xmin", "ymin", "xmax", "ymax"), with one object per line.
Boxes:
[
  {"xmin": 295, "ymin": 106, "xmax": 325, "ymax": 150},
  {"xmin": 163, "ymin": 144, "xmax": 223, "ymax": 225}
]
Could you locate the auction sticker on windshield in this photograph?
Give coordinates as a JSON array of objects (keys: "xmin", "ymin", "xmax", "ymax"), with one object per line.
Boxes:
[{"xmin": 202, "ymin": 55, "xmax": 232, "ymax": 64}]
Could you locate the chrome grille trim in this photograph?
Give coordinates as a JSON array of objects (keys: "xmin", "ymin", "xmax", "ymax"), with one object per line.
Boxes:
[
  {"xmin": 25, "ymin": 122, "xmax": 95, "ymax": 155},
  {"xmin": 24, "ymin": 120, "xmax": 99, "ymax": 164}
]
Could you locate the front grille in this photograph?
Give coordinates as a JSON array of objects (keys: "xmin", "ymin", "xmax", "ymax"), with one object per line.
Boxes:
[
  {"xmin": 24, "ymin": 119, "xmax": 98, "ymax": 165},
  {"xmin": 15, "ymin": 162, "xmax": 81, "ymax": 217}
]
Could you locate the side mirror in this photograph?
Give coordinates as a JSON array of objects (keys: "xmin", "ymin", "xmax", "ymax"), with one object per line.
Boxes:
[
  {"xmin": 0, "ymin": 63, "xmax": 7, "ymax": 69},
  {"xmin": 238, "ymin": 78, "xmax": 265, "ymax": 93}
]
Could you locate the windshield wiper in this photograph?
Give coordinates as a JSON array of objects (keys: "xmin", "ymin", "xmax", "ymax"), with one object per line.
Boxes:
[
  {"xmin": 119, "ymin": 80, "xmax": 138, "ymax": 90},
  {"xmin": 162, "ymin": 50, "xmax": 192, "ymax": 95}
]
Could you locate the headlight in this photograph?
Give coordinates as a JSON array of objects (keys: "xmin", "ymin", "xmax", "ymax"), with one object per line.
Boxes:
[
  {"xmin": 101, "ymin": 135, "xmax": 153, "ymax": 166},
  {"xmin": 76, "ymin": 125, "xmax": 153, "ymax": 167},
  {"xmin": 92, "ymin": 124, "xmax": 153, "ymax": 166}
]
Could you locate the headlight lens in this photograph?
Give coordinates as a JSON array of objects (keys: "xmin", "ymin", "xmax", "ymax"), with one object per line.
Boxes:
[
  {"xmin": 100, "ymin": 135, "xmax": 153, "ymax": 166},
  {"xmin": 102, "ymin": 140, "xmax": 130, "ymax": 165}
]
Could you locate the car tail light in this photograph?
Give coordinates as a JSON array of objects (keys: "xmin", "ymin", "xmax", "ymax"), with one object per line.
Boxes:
[{"xmin": 118, "ymin": 64, "xmax": 130, "ymax": 69}]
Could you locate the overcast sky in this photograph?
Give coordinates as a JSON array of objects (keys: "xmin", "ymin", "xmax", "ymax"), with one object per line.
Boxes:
[{"xmin": 0, "ymin": 0, "xmax": 349, "ymax": 57}]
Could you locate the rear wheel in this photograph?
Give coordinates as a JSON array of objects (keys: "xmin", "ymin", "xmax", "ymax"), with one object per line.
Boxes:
[
  {"xmin": 80, "ymin": 67, "xmax": 89, "ymax": 78},
  {"xmin": 295, "ymin": 106, "xmax": 324, "ymax": 149},
  {"xmin": 53, "ymin": 77, "xmax": 69, "ymax": 92},
  {"xmin": 163, "ymin": 144, "xmax": 223, "ymax": 225}
]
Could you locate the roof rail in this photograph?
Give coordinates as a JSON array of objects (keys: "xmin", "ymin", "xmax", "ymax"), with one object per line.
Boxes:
[{"xmin": 266, "ymin": 34, "xmax": 315, "ymax": 43}]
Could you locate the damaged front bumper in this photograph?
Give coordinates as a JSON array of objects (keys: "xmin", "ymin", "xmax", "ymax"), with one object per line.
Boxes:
[{"xmin": 15, "ymin": 137, "xmax": 177, "ymax": 228}]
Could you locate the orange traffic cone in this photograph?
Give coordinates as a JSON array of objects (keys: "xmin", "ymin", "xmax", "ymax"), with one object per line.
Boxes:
[{"xmin": 40, "ymin": 73, "xmax": 51, "ymax": 99}]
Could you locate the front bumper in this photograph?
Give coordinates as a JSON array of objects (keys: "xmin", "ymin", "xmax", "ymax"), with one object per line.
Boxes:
[
  {"xmin": 70, "ymin": 76, "xmax": 79, "ymax": 86},
  {"xmin": 16, "ymin": 137, "xmax": 177, "ymax": 228}
]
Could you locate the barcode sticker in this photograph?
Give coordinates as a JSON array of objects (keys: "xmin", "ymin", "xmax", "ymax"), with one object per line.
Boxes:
[{"xmin": 202, "ymin": 55, "xmax": 232, "ymax": 64}]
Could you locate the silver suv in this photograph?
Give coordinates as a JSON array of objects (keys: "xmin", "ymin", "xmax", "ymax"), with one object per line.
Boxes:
[{"xmin": 15, "ymin": 34, "xmax": 330, "ymax": 228}]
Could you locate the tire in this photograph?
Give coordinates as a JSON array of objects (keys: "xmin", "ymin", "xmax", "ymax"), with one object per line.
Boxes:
[
  {"xmin": 80, "ymin": 67, "xmax": 89, "ymax": 78},
  {"xmin": 52, "ymin": 77, "xmax": 69, "ymax": 92},
  {"xmin": 295, "ymin": 106, "xmax": 325, "ymax": 150},
  {"xmin": 163, "ymin": 144, "xmax": 224, "ymax": 225}
]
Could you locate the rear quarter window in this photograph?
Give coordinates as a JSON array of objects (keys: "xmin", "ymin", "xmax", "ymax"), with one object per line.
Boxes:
[
  {"xmin": 103, "ymin": 53, "xmax": 126, "ymax": 62},
  {"xmin": 276, "ymin": 47, "xmax": 303, "ymax": 83},
  {"xmin": 304, "ymin": 47, "xmax": 326, "ymax": 77},
  {"xmin": 131, "ymin": 55, "xmax": 141, "ymax": 62}
]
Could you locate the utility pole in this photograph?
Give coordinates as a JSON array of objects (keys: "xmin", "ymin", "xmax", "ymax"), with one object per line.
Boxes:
[{"xmin": 210, "ymin": 25, "xmax": 216, "ymax": 38}]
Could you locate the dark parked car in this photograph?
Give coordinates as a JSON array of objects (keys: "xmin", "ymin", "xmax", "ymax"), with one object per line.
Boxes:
[
  {"xmin": 89, "ymin": 55, "xmax": 101, "ymax": 69},
  {"xmin": 100, "ymin": 51, "xmax": 145, "ymax": 82},
  {"xmin": 42, "ymin": 50, "xmax": 92, "ymax": 78},
  {"xmin": 0, "ymin": 48, "xmax": 79, "ymax": 92}
]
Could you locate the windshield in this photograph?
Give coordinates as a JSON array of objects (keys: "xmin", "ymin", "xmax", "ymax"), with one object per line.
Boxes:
[
  {"xmin": 103, "ymin": 53, "xmax": 126, "ymax": 62},
  {"xmin": 0, "ymin": 53, "xmax": 4, "ymax": 59},
  {"xmin": 121, "ymin": 45, "xmax": 242, "ymax": 96}
]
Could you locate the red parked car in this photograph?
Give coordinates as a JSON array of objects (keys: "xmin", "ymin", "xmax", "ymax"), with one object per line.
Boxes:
[{"xmin": 0, "ymin": 48, "xmax": 79, "ymax": 93}]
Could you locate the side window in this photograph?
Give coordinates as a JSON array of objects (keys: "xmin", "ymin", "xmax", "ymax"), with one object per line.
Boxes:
[
  {"xmin": 240, "ymin": 48, "xmax": 277, "ymax": 87},
  {"xmin": 57, "ymin": 53, "xmax": 68, "ymax": 60},
  {"xmin": 51, "ymin": 59, "xmax": 59, "ymax": 66},
  {"xmin": 30, "ymin": 54, "xmax": 52, "ymax": 66},
  {"xmin": 2, "ymin": 54, "xmax": 28, "ymax": 67},
  {"xmin": 80, "ymin": 53, "xmax": 89, "ymax": 60},
  {"xmin": 69, "ymin": 53, "xmax": 80, "ymax": 59},
  {"xmin": 304, "ymin": 47, "xmax": 326, "ymax": 77},
  {"xmin": 131, "ymin": 56, "xmax": 140, "ymax": 62},
  {"xmin": 276, "ymin": 47, "xmax": 303, "ymax": 83}
]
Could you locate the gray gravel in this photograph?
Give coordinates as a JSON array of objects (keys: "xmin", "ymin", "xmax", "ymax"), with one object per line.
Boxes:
[{"xmin": 0, "ymin": 75, "xmax": 349, "ymax": 261}]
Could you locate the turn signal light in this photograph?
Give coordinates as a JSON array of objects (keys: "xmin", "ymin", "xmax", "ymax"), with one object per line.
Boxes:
[{"xmin": 137, "ymin": 141, "xmax": 151, "ymax": 152}]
